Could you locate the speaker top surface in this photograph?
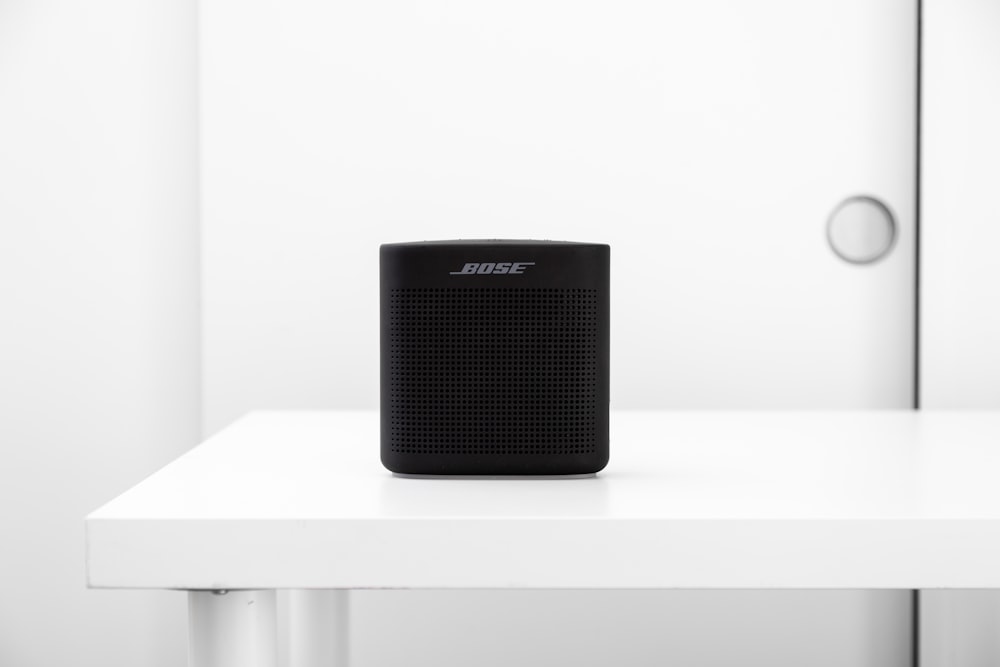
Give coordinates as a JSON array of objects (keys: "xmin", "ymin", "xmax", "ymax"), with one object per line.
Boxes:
[
  {"xmin": 381, "ymin": 239, "xmax": 606, "ymax": 247},
  {"xmin": 381, "ymin": 239, "xmax": 609, "ymax": 291}
]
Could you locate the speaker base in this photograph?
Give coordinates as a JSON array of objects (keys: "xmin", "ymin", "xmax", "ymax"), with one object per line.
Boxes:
[{"xmin": 391, "ymin": 472, "xmax": 598, "ymax": 480}]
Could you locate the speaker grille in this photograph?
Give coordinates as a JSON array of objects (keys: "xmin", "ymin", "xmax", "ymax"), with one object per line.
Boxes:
[{"xmin": 388, "ymin": 287, "xmax": 599, "ymax": 455}]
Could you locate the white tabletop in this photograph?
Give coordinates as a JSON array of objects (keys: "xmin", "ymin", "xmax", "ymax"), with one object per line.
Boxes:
[{"xmin": 86, "ymin": 410, "xmax": 1000, "ymax": 590}]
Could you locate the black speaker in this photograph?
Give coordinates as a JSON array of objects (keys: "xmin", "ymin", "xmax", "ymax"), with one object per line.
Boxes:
[{"xmin": 380, "ymin": 240, "xmax": 609, "ymax": 475}]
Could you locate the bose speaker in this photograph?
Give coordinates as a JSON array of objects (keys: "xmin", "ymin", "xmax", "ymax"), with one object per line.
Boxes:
[{"xmin": 380, "ymin": 240, "xmax": 610, "ymax": 475}]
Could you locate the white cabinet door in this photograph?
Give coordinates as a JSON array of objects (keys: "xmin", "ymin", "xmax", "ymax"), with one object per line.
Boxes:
[
  {"xmin": 202, "ymin": 0, "xmax": 916, "ymax": 421},
  {"xmin": 202, "ymin": 1, "xmax": 916, "ymax": 666}
]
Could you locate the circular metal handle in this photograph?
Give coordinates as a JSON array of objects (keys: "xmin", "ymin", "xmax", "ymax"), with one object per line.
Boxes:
[{"xmin": 826, "ymin": 196, "xmax": 896, "ymax": 265}]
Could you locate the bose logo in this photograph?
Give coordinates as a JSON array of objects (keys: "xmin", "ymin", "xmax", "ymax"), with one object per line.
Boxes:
[{"xmin": 449, "ymin": 262, "xmax": 535, "ymax": 275}]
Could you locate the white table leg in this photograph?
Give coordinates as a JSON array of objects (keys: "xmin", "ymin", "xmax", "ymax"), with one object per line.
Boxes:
[
  {"xmin": 189, "ymin": 590, "xmax": 277, "ymax": 667},
  {"xmin": 289, "ymin": 590, "xmax": 349, "ymax": 667}
]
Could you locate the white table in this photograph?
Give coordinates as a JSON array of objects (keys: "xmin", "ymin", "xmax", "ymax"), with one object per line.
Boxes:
[{"xmin": 86, "ymin": 410, "xmax": 1000, "ymax": 666}]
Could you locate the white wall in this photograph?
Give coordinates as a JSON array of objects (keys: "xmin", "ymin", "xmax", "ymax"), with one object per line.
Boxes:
[
  {"xmin": 921, "ymin": 0, "xmax": 1000, "ymax": 409},
  {"xmin": 920, "ymin": 1, "xmax": 1000, "ymax": 664},
  {"xmin": 0, "ymin": 2, "xmax": 198, "ymax": 665}
]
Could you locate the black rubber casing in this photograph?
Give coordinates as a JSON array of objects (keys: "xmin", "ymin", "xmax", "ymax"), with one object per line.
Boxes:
[{"xmin": 380, "ymin": 240, "xmax": 609, "ymax": 475}]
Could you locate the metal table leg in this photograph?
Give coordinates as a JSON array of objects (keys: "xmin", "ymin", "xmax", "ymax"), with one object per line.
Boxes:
[
  {"xmin": 289, "ymin": 590, "xmax": 349, "ymax": 667},
  {"xmin": 189, "ymin": 590, "xmax": 277, "ymax": 667}
]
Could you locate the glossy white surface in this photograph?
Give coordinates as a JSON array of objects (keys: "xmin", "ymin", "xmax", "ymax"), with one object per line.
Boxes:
[{"xmin": 88, "ymin": 410, "xmax": 1000, "ymax": 589}]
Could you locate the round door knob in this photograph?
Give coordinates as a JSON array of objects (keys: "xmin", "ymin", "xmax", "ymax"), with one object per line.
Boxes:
[{"xmin": 826, "ymin": 196, "xmax": 896, "ymax": 264}]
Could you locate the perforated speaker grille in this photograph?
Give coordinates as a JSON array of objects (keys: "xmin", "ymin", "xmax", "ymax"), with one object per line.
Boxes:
[{"xmin": 387, "ymin": 287, "xmax": 599, "ymax": 455}]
